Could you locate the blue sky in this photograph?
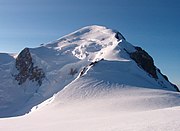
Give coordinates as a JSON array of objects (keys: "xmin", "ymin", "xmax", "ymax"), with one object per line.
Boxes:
[{"xmin": 0, "ymin": 0, "xmax": 179, "ymax": 86}]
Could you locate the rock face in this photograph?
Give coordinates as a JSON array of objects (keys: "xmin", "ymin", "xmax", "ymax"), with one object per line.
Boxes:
[
  {"xmin": 129, "ymin": 46, "xmax": 179, "ymax": 92},
  {"xmin": 14, "ymin": 48, "xmax": 45, "ymax": 86},
  {"xmin": 115, "ymin": 32, "xmax": 126, "ymax": 41},
  {"xmin": 130, "ymin": 47, "xmax": 158, "ymax": 79}
]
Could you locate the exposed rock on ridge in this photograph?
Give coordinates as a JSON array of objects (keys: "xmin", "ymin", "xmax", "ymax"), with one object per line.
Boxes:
[
  {"xmin": 157, "ymin": 68, "xmax": 180, "ymax": 92},
  {"xmin": 115, "ymin": 32, "xmax": 126, "ymax": 41},
  {"xmin": 128, "ymin": 46, "xmax": 179, "ymax": 92},
  {"xmin": 129, "ymin": 46, "xmax": 158, "ymax": 79},
  {"xmin": 14, "ymin": 48, "xmax": 45, "ymax": 86}
]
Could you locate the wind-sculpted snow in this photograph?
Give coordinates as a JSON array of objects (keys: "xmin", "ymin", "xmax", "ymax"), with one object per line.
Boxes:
[{"xmin": 1, "ymin": 79, "xmax": 180, "ymax": 131}]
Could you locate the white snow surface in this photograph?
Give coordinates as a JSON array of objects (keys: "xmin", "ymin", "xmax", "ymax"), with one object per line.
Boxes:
[
  {"xmin": 0, "ymin": 25, "xmax": 180, "ymax": 130},
  {"xmin": 0, "ymin": 80, "xmax": 180, "ymax": 131}
]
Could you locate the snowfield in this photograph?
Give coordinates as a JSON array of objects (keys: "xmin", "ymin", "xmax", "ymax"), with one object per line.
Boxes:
[
  {"xmin": 0, "ymin": 87, "xmax": 180, "ymax": 131},
  {"xmin": 0, "ymin": 25, "xmax": 180, "ymax": 131}
]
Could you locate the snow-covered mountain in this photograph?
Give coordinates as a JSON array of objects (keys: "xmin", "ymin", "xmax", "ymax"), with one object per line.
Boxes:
[{"xmin": 0, "ymin": 25, "xmax": 179, "ymax": 119}]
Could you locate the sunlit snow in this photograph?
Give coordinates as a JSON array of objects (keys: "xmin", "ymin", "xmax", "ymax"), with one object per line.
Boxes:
[{"xmin": 0, "ymin": 25, "xmax": 179, "ymax": 131}]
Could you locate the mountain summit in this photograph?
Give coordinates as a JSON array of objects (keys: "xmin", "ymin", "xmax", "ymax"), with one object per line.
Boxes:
[{"xmin": 0, "ymin": 25, "xmax": 179, "ymax": 117}]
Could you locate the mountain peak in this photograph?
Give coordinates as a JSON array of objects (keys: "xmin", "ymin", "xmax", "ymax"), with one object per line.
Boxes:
[
  {"xmin": 13, "ymin": 26, "xmax": 179, "ymax": 93},
  {"xmin": 0, "ymin": 25, "xmax": 179, "ymax": 117},
  {"xmin": 43, "ymin": 25, "xmax": 128, "ymax": 62},
  {"xmin": 45, "ymin": 25, "xmax": 125, "ymax": 48},
  {"xmin": 79, "ymin": 25, "xmax": 108, "ymax": 30}
]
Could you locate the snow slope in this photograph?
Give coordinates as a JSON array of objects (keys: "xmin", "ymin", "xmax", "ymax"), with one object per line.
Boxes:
[
  {"xmin": 0, "ymin": 79, "xmax": 180, "ymax": 131},
  {"xmin": 0, "ymin": 25, "xmax": 179, "ymax": 131},
  {"xmin": 1, "ymin": 61, "xmax": 180, "ymax": 130},
  {"xmin": 1, "ymin": 107, "xmax": 180, "ymax": 131}
]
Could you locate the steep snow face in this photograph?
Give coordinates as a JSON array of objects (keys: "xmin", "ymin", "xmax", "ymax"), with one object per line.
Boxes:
[{"xmin": 0, "ymin": 25, "xmax": 179, "ymax": 117}]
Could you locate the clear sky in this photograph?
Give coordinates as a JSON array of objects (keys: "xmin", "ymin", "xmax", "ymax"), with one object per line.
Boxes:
[{"xmin": 0, "ymin": 0, "xmax": 179, "ymax": 86}]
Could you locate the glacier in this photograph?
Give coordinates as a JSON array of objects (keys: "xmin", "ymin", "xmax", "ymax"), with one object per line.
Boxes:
[{"xmin": 0, "ymin": 25, "xmax": 180, "ymax": 131}]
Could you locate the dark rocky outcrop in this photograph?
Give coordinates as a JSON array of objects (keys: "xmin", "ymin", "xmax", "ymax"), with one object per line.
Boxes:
[
  {"xmin": 80, "ymin": 59, "xmax": 104, "ymax": 77},
  {"xmin": 115, "ymin": 32, "xmax": 126, "ymax": 41},
  {"xmin": 129, "ymin": 47, "xmax": 158, "ymax": 79},
  {"xmin": 14, "ymin": 48, "xmax": 45, "ymax": 86},
  {"xmin": 69, "ymin": 68, "xmax": 78, "ymax": 76},
  {"xmin": 171, "ymin": 84, "xmax": 180, "ymax": 92},
  {"xmin": 129, "ymin": 47, "xmax": 179, "ymax": 92},
  {"xmin": 157, "ymin": 68, "xmax": 169, "ymax": 81}
]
